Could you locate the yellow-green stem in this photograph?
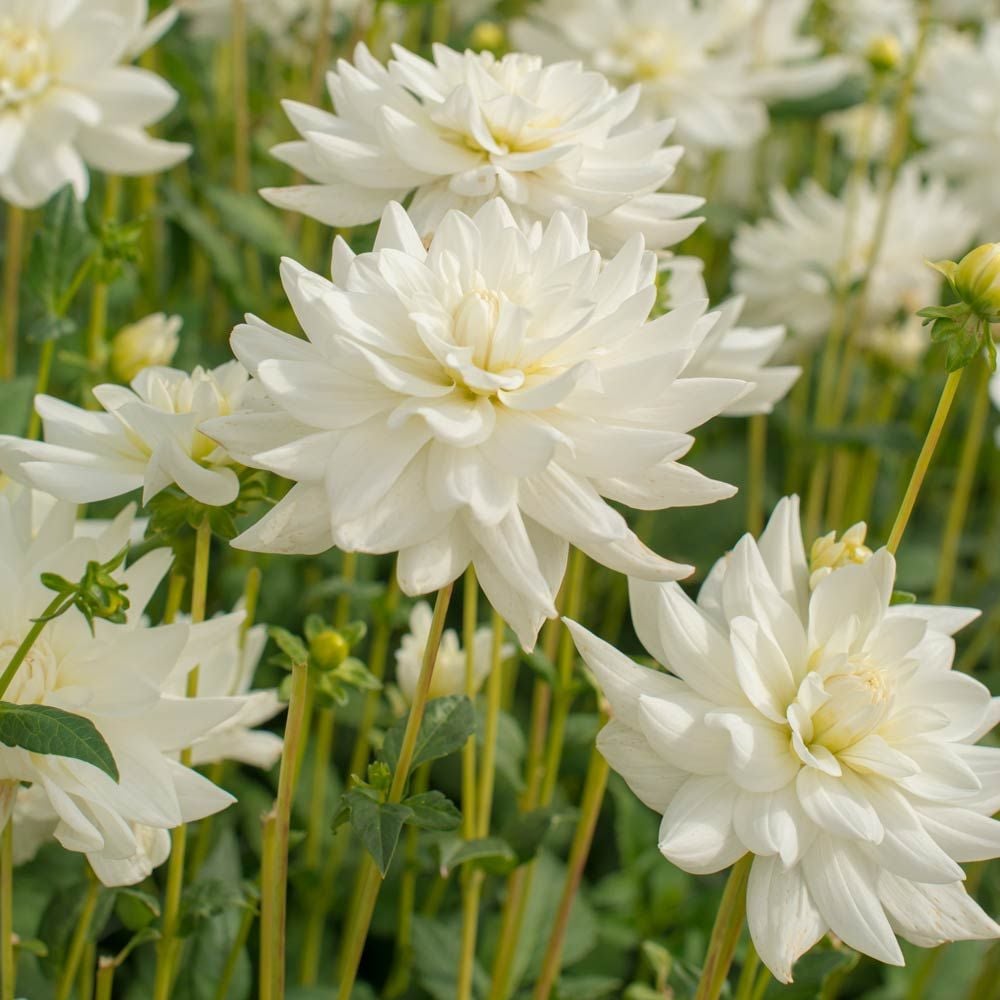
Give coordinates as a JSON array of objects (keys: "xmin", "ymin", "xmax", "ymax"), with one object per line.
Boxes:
[
  {"xmin": 0, "ymin": 823, "xmax": 13, "ymax": 1000},
  {"xmin": 55, "ymin": 878, "xmax": 100, "ymax": 1000},
  {"xmin": 260, "ymin": 655, "xmax": 310, "ymax": 1000},
  {"xmin": 693, "ymin": 855, "xmax": 753, "ymax": 1000},
  {"xmin": 746, "ymin": 415, "xmax": 767, "ymax": 534},
  {"xmin": 153, "ymin": 519, "xmax": 212, "ymax": 1000},
  {"xmin": 476, "ymin": 611, "xmax": 507, "ymax": 836},
  {"xmin": 95, "ymin": 957, "xmax": 114, "ymax": 1000},
  {"xmin": 932, "ymin": 361, "xmax": 992, "ymax": 602},
  {"xmin": 886, "ymin": 370, "xmax": 963, "ymax": 555},
  {"xmin": 532, "ymin": 742, "xmax": 610, "ymax": 1000},
  {"xmin": 86, "ymin": 177, "xmax": 122, "ymax": 378},
  {"xmin": 458, "ymin": 568, "xmax": 480, "ymax": 1000},
  {"xmin": 26, "ymin": 341, "xmax": 55, "ymax": 440},
  {"xmin": 336, "ymin": 582, "xmax": 455, "ymax": 1000},
  {"xmin": 2, "ymin": 206, "xmax": 25, "ymax": 382},
  {"xmin": 734, "ymin": 941, "xmax": 761, "ymax": 1000}
]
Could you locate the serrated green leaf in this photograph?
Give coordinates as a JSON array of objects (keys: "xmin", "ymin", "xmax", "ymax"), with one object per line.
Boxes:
[
  {"xmin": 381, "ymin": 694, "xmax": 477, "ymax": 773},
  {"xmin": 436, "ymin": 835, "xmax": 517, "ymax": 876},
  {"xmin": 268, "ymin": 626, "xmax": 309, "ymax": 666},
  {"xmin": 345, "ymin": 790, "xmax": 413, "ymax": 875},
  {"xmin": 0, "ymin": 703, "xmax": 118, "ymax": 780},
  {"xmin": 403, "ymin": 790, "xmax": 462, "ymax": 831}
]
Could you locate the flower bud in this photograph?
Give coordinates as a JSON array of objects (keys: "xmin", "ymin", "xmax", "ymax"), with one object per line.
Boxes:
[
  {"xmin": 865, "ymin": 34, "xmax": 902, "ymax": 74},
  {"xmin": 309, "ymin": 628, "xmax": 349, "ymax": 672},
  {"xmin": 110, "ymin": 313, "xmax": 181, "ymax": 383},
  {"xmin": 952, "ymin": 243, "xmax": 1000, "ymax": 322},
  {"xmin": 470, "ymin": 20, "xmax": 505, "ymax": 54}
]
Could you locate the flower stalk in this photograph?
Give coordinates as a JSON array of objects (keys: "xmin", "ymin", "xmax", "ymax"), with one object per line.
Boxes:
[
  {"xmin": 2, "ymin": 206, "xmax": 25, "ymax": 382},
  {"xmin": 336, "ymin": 581, "xmax": 454, "ymax": 1000},
  {"xmin": 55, "ymin": 878, "xmax": 101, "ymax": 1000},
  {"xmin": 693, "ymin": 855, "xmax": 753, "ymax": 1000},
  {"xmin": 0, "ymin": 822, "xmax": 13, "ymax": 1000}
]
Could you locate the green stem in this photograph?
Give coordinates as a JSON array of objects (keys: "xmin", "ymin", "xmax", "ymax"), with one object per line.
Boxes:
[
  {"xmin": 2, "ymin": 206, "xmax": 25, "ymax": 382},
  {"xmin": 55, "ymin": 878, "xmax": 101, "ymax": 1000},
  {"xmin": 532, "ymin": 741, "xmax": 610, "ymax": 1000},
  {"xmin": 693, "ymin": 855, "xmax": 753, "ymax": 1000},
  {"xmin": 734, "ymin": 941, "xmax": 761, "ymax": 1000},
  {"xmin": 86, "ymin": 177, "xmax": 122, "ymax": 379},
  {"xmin": 932, "ymin": 361, "xmax": 992, "ymax": 602},
  {"xmin": 476, "ymin": 611, "xmax": 506, "ymax": 837},
  {"xmin": 0, "ymin": 823, "xmax": 13, "ymax": 1000},
  {"xmin": 212, "ymin": 903, "xmax": 254, "ymax": 1000},
  {"xmin": 231, "ymin": 0, "xmax": 251, "ymax": 197},
  {"xmin": 886, "ymin": 369, "xmax": 963, "ymax": 555},
  {"xmin": 153, "ymin": 520, "xmax": 212, "ymax": 1000},
  {"xmin": 94, "ymin": 958, "xmax": 114, "ymax": 1000},
  {"xmin": 26, "ymin": 342, "xmax": 55, "ymax": 440},
  {"xmin": 457, "ymin": 567, "xmax": 480, "ymax": 1000},
  {"xmin": 260, "ymin": 656, "xmax": 310, "ymax": 1000},
  {"xmin": 0, "ymin": 593, "xmax": 71, "ymax": 698},
  {"xmin": 336, "ymin": 582, "xmax": 455, "ymax": 1000}
]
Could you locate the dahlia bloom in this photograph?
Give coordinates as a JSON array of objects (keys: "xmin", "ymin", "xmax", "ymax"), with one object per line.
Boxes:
[
  {"xmin": 0, "ymin": 362, "xmax": 249, "ymax": 507},
  {"xmin": 915, "ymin": 25, "xmax": 1000, "ymax": 241},
  {"xmin": 205, "ymin": 199, "xmax": 746, "ymax": 647},
  {"xmin": 396, "ymin": 601, "xmax": 514, "ymax": 703},
  {"xmin": 569, "ymin": 497, "xmax": 1000, "ymax": 982},
  {"xmin": 732, "ymin": 167, "xmax": 977, "ymax": 348},
  {"xmin": 0, "ymin": 0, "xmax": 190, "ymax": 208},
  {"xmin": 0, "ymin": 492, "xmax": 242, "ymax": 882},
  {"xmin": 261, "ymin": 42, "xmax": 701, "ymax": 254},
  {"xmin": 513, "ymin": 0, "xmax": 845, "ymax": 154},
  {"xmin": 660, "ymin": 257, "xmax": 800, "ymax": 415}
]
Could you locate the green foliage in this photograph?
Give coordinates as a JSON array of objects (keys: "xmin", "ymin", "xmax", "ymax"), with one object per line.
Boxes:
[
  {"xmin": 381, "ymin": 695, "xmax": 477, "ymax": 772},
  {"xmin": 0, "ymin": 703, "xmax": 118, "ymax": 780}
]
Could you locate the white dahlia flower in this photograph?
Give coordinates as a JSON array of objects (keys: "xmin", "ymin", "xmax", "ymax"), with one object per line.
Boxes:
[
  {"xmin": 568, "ymin": 496, "xmax": 1000, "ymax": 983},
  {"xmin": 0, "ymin": 361, "xmax": 249, "ymax": 507},
  {"xmin": 0, "ymin": 0, "xmax": 190, "ymax": 209},
  {"xmin": 261, "ymin": 42, "xmax": 701, "ymax": 255},
  {"xmin": 396, "ymin": 600, "xmax": 514, "ymax": 704},
  {"xmin": 205, "ymin": 200, "xmax": 746, "ymax": 648},
  {"xmin": 915, "ymin": 25, "xmax": 1000, "ymax": 242},
  {"xmin": 0, "ymin": 492, "xmax": 242, "ymax": 883},
  {"xmin": 732, "ymin": 167, "xmax": 976, "ymax": 349},
  {"xmin": 660, "ymin": 257, "xmax": 800, "ymax": 414},
  {"xmin": 513, "ymin": 0, "xmax": 846, "ymax": 154}
]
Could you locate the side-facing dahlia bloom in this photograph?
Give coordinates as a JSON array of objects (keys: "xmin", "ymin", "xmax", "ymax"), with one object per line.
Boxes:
[
  {"xmin": 0, "ymin": 362, "xmax": 249, "ymax": 507},
  {"xmin": 0, "ymin": 491, "xmax": 243, "ymax": 883},
  {"xmin": 205, "ymin": 199, "xmax": 747, "ymax": 648},
  {"xmin": 915, "ymin": 25, "xmax": 1000, "ymax": 242},
  {"xmin": 395, "ymin": 600, "xmax": 514, "ymax": 704},
  {"xmin": 660, "ymin": 257, "xmax": 800, "ymax": 414},
  {"xmin": 568, "ymin": 496, "xmax": 1000, "ymax": 982},
  {"xmin": 732, "ymin": 167, "xmax": 977, "ymax": 349},
  {"xmin": 260, "ymin": 42, "xmax": 701, "ymax": 254},
  {"xmin": 0, "ymin": 0, "xmax": 190, "ymax": 208}
]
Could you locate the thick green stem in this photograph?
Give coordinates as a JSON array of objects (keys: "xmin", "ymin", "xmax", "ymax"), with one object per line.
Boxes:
[
  {"xmin": 457, "ymin": 568, "xmax": 480, "ymax": 1000},
  {"xmin": 693, "ymin": 855, "xmax": 753, "ymax": 1000},
  {"xmin": 336, "ymin": 582, "xmax": 455, "ymax": 1000},
  {"xmin": 886, "ymin": 370, "xmax": 963, "ymax": 555},
  {"xmin": 933, "ymin": 361, "xmax": 991, "ymax": 602},
  {"xmin": 0, "ymin": 823, "xmax": 13, "ymax": 1000},
  {"xmin": 55, "ymin": 879, "xmax": 101, "ymax": 1000},
  {"xmin": 532, "ymin": 742, "xmax": 610, "ymax": 1000},
  {"xmin": 260, "ymin": 656, "xmax": 310, "ymax": 1000},
  {"xmin": 746, "ymin": 415, "xmax": 767, "ymax": 535},
  {"xmin": 94, "ymin": 957, "xmax": 114, "ymax": 1000}
]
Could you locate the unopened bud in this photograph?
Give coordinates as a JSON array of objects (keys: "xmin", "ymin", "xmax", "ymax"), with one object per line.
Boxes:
[
  {"xmin": 470, "ymin": 20, "xmax": 505, "ymax": 53},
  {"xmin": 110, "ymin": 313, "xmax": 181, "ymax": 383},
  {"xmin": 866, "ymin": 34, "xmax": 902, "ymax": 74},
  {"xmin": 809, "ymin": 523, "xmax": 873, "ymax": 589},
  {"xmin": 951, "ymin": 243, "xmax": 1000, "ymax": 322},
  {"xmin": 310, "ymin": 629, "xmax": 349, "ymax": 671}
]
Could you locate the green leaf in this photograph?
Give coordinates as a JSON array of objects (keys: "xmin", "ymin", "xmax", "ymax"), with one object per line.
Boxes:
[
  {"xmin": 115, "ymin": 888, "xmax": 161, "ymax": 931},
  {"xmin": 403, "ymin": 790, "xmax": 462, "ymax": 831},
  {"xmin": 268, "ymin": 626, "xmax": 309, "ymax": 666},
  {"xmin": 522, "ymin": 649, "xmax": 557, "ymax": 685},
  {"xmin": 763, "ymin": 946, "xmax": 859, "ymax": 999},
  {"xmin": 501, "ymin": 806, "xmax": 570, "ymax": 863},
  {"xmin": 344, "ymin": 790, "xmax": 413, "ymax": 876},
  {"xmin": 381, "ymin": 695, "xmax": 477, "ymax": 772},
  {"xmin": 554, "ymin": 975, "xmax": 624, "ymax": 1000},
  {"xmin": 163, "ymin": 182, "xmax": 242, "ymax": 292},
  {"xmin": 204, "ymin": 186, "xmax": 297, "ymax": 259},
  {"xmin": 0, "ymin": 376, "xmax": 35, "ymax": 437},
  {"xmin": 0, "ymin": 703, "xmax": 118, "ymax": 781},
  {"xmin": 769, "ymin": 73, "xmax": 867, "ymax": 119},
  {"xmin": 436, "ymin": 835, "xmax": 517, "ymax": 876},
  {"xmin": 890, "ymin": 589, "xmax": 917, "ymax": 605}
]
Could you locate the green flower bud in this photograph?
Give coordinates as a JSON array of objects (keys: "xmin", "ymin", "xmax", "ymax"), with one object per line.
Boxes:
[
  {"xmin": 470, "ymin": 20, "xmax": 505, "ymax": 54},
  {"xmin": 865, "ymin": 35, "xmax": 902, "ymax": 74},
  {"xmin": 309, "ymin": 628, "xmax": 349, "ymax": 671},
  {"xmin": 951, "ymin": 243, "xmax": 1000, "ymax": 322}
]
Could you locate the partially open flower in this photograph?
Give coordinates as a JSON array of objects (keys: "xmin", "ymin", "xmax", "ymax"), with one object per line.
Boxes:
[
  {"xmin": 110, "ymin": 313, "xmax": 181, "ymax": 383},
  {"xmin": 569, "ymin": 496, "xmax": 1000, "ymax": 983},
  {"xmin": 940, "ymin": 244, "xmax": 1000, "ymax": 324}
]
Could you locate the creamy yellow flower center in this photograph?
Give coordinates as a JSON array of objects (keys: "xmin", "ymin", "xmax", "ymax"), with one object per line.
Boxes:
[
  {"xmin": 811, "ymin": 667, "xmax": 891, "ymax": 754},
  {"xmin": 0, "ymin": 21, "xmax": 52, "ymax": 110},
  {"xmin": 0, "ymin": 636, "xmax": 59, "ymax": 706},
  {"xmin": 809, "ymin": 522, "xmax": 872, "ymax": 588},
  {"xmin": 614, "ymin": 27, "xmax": 702, "ymax": 81},
  {"xmin": 453, "ymin": 289, "xmax": 503, "ymax": 368}
]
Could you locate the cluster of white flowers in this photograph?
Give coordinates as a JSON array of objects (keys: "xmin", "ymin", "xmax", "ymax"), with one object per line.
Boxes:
[
  {"xmin": 0, "ymin": 487, "xmax": 281, "ymax": 886},
  {"xmin": 513, "ymin": 0, "xmax": 848, "ymax": 155},
  {"xmin": 0, "ymin": 0, "xmax": 190, "ymax": 208},
  {"xmin": 570, "ymin": 497, "xmax": 1000, "ymax": 982}
]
